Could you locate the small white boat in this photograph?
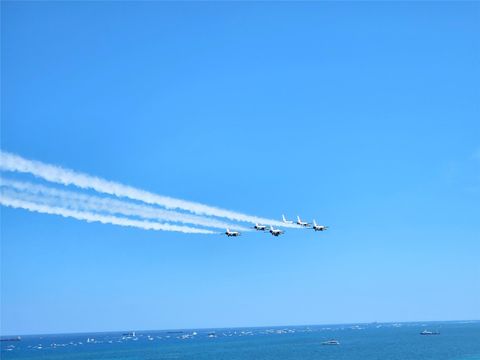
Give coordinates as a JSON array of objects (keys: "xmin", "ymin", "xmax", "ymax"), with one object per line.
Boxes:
[
  {"xmin": 420, "ymin": 330, "xmax": 440, "ymax": 335},
  {"xmin": 322, "ymin": 339, "xmax": 340, "ymax": 345}
]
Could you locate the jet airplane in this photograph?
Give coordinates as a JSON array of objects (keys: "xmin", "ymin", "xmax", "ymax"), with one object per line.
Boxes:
[
  {"xmin": 282, "ymin": 214, "xmax": 294, "ymax": 225},
  {"xmin": 253, "ymin": 223, "xmax": 267, "ymax": 231},
  {"xmin": 296, "ymin": 216, "xmax": 311, "ymax": 227},
  {"xmin": 225, "ymin": 229, "xmax": 241, "ymax": 237},
  {"xmin": 312, "ymin": 219, "xmax": 328, "ymax": 231},
  {"xmin": 269, "ymin": 226, "xmax": 284, "ymax": 237}
]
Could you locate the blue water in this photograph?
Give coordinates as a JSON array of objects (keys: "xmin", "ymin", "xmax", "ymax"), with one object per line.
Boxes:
[{"xmin": 2, "ymin": 321, "xmax": 479, "ymax": 360}]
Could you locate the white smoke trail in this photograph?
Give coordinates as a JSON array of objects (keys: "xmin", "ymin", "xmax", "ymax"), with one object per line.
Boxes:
[
  {"xmin": 0, "ymin": 193, "xmax": 216, "ymax": 234},
  {"xmin": 0, "ymin": 151, "xmax": 294, "ymax": 227},
  {"xmin": 0, "ymin": 178, "xmax": 250, "ymax": 231}
]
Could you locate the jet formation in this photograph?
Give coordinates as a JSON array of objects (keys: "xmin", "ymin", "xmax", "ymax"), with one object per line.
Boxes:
[{"xmin": 224, "ymin": 215, "xmax": 328, "ymax": 237}]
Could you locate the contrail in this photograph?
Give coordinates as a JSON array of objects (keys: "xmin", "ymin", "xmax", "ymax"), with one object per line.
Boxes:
[
  {"xmin": 0, "ymin": 151, "xmax": 294, "ymax": 227},
  {"xmin": 0, "ymin": 193, "xmax": 216, "ymax": 234},
  {"xmin": 0, "ymin": 178, "xmax": 250, "ymax": 231}
]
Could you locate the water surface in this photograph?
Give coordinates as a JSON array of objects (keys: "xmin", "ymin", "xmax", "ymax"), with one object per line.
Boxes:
[{"xmin": 2, "ymin": 321, "xmax": 479, "ymax": 360}]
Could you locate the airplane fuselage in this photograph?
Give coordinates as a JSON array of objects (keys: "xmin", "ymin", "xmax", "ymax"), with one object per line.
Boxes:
[
  {"xmin": 226, "ymin": 231, "xmax": 240, "ymax": 237},
  {"xmin": 269, "ymin": 227, "xmax": 284, "ymax": 236}
]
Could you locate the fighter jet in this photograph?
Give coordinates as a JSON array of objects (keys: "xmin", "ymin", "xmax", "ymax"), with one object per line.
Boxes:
[
  {"xmin": 282, "ymin": 214, "xmax": 294, "ymax": 225},
  {"xmin": 225, "ymin": 229, "xmax": 241, "ymax": 237},
  {"xmin": 269, "ymin": 226, "xmax": 284, "ymax": 237},
  {"xmin": 253, "ymin": 223, "xmax": 267, "ymax": 231},
  {"xmin": 312, "ymin": 220, "xmax": 328, "ymax": 231},
  {"xmin": 296, "ymin": 216, "xmax": 311, "ymax": 227}
]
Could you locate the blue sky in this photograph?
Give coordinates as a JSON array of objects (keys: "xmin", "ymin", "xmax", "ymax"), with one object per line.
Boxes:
[{"xmin": 1, "ymin": 2, "xmax": 479, "ymax": 335}]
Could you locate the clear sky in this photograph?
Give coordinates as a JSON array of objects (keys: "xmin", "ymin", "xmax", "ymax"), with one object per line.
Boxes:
[{"xmin": 1, "ymin": 2, "xmax": 479, "ymax": 335}]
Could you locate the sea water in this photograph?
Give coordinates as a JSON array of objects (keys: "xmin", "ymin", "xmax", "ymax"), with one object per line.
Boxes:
[{"xmin": 2, "ymin": 321, "xmax": 479, "ymax": 360}]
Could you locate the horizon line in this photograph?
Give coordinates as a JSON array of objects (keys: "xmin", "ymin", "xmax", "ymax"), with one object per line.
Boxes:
[{"xmin": 2, "ymin": 319, "xmax": 478, "ymax": 338}]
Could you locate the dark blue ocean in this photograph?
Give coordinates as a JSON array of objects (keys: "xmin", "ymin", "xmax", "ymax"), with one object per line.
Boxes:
[{"xmin": 2, "ymin": 321, "xmax": 479, "ymax": 360}]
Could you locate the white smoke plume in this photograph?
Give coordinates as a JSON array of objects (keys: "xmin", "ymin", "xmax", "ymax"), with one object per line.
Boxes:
[
  {"xmin": 0, "ymin": 193, "xmax": 216, "ymax": 234},
  {"xmin": 0, "ymin": 178, "xmax": 250, "ymax": 231},
  {"xmin": 0, "ymin": 151, "xmax": 293, "ymax": 227}
]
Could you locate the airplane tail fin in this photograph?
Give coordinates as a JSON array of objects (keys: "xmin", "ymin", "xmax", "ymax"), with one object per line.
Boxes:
[
  {"xmin": 313, "ymin": 219, "xmax": 317, "ymax": 226},
  {"xmin": 297, "ymin": 215, "xmax": 301, "ymax": 222},
  {"xmin": 282, "ymin": 214, "xmax": 286, "ymax": 222},
  {"xmin": 270, "ymin": 225, "xmax": 274, "ymax": 231},
  {"xmin": 226, "ymin": 228, "xmax": 230, "ymax": 233}
]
